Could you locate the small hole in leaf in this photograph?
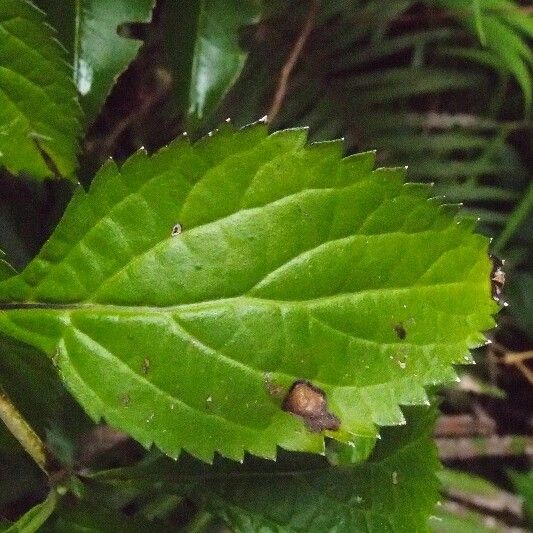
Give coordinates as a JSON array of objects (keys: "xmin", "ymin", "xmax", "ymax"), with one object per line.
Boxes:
[
  {"xmin": 394, "ymin": 323, "xmax": 406, "ymax": 340},
  {"xmin": 282, "ymin": 380, "xmax": 340, "ymax": 432},
  {"xmin": 171, "ymin": 223, "xmax": 182, "ymax": 236}
]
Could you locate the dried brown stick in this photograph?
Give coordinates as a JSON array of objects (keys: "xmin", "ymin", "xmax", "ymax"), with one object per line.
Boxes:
[
  {"xmin": 0, "ymin": 387, "xmax": 50, "ymax": 474},
  {"xmin": 444, "ymin": 487, "xmax": 523, "ymax": 518},
  {"xmin": 267, "ymin": 0, "xmax": 318, "ymax": 123},
  {"xmin": 437, "ymin": 435, "xmax": 533, "ymax": 461},
  {"xmin": 434, "ymin": 414, "xmax": 496, "ymax": 438},
  {"xmin": 503, "ymin": 351, "xmax": 533, "ymax": 364},
  {"xmin": 515, "ymin": 360, "xmax": 533, "ymax": 386}
]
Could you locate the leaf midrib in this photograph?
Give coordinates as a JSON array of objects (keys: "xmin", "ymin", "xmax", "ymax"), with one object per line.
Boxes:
[{"xmin": 0, "ymin": 280, "xmax": 484, "ymax": 312}]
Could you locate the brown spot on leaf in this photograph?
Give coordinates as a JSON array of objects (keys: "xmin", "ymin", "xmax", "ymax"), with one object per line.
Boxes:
[
  {"xmin": 119, "ymin": 393, "xmax": 131, "ymax": 407},
  {"xmin": 394, "ymin": 323, "xmax": 406, "ymax": 340},
  {"xmin": 141, "ymin": 358, "xmax": 150, "ymax": 375},
  {"xmin": 490, "ymin": 256, "xmax": 505, "ymax": 301},
  {"xmin": 282, "ymin": 380, "xmax": 340, "ymax": 432},
  {"xmin": 263, "ymin": 373, "xmax": 286, "ymax": 399}
]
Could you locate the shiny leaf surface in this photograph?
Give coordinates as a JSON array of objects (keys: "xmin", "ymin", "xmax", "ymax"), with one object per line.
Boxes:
[
  {"xmin": 0, "ymin": 123, "xmax": 497, "ymax": 462},
  {"xmin": 164, "ymin": 0, "xmax": 261, "ymax": 128},
  {"xmin": 35, "ymin": 0, "xmax": 155, "ymax": 123},
  {"xmin": 0, "ymin": 0, "xmax": 82, "ymax": 180}
]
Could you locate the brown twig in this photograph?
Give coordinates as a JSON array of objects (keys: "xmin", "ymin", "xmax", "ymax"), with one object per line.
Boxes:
[
  {"xmin": 492, "ymin": 345, "xmax": 533, "ymax": 386},
  {"xmin": 514, "ymin": 361, "xmax": 533, "ymax": 386},
  {"xmin": 438, "ymin": 501, "xmax": 527, "ymax": 533},
  {"xmin": 0, "ymin": 387, "xmax": 50, "ymax": 474},
  {"xmin": 434, "ymin": 414, "xmax": 496, "ymax": 438},
  {"xmin": 503, "ymin": 350, "xmax": 533, "ymax": 364},
  {"xmin": 437, "ymin": 435, "xmax": 533, "ymax": 461},
  {"xmin": 267, "ymin": 0, "xmax": 318, "ymax": 123},
  {"xmin": 443, "ymin": 487, "xmax": 523, "ymax": 518}
]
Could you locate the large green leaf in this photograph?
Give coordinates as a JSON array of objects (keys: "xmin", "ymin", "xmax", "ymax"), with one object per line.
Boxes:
[
  {"xmin": 163, "ymin": 0, "xmax": 262, "ymax": 129},
  {"xmin": 93, "ymin": 407, "xmax": 440, "ymax": 532},
  {"xmin": 0, "ymin": 123, "xmax": 497, "ymax": 462},
  {"xmin": 35, "ymin": 0, "xmax": 155, "ymax": 123},
  {"xmin": 0, "ymin": 0, "xmax": 82, "ymax": 180}
]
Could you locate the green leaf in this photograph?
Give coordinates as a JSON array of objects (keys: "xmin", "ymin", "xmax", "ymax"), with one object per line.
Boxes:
[
  {"xmin": 0, "ymin": 123, "xmax": 497, "ymax": 462},
  {"xmin": 41, "ymin": 499, "xmax": 172, "ymax": 533},
  {"xmin": 35, "ymin": 0, "xmax": 155, "ymax": 123},
  {"xmin": 163, "ymin": 0, "xmax": 262, "ymax": 129},
  {"xmin": 93, "ymin": 407, "xmax": 440, "ymax": 532},
  {"xmin": 436, "ymin": 0, "xmax": 533, "ymax": 110},
  {"xmin": 0, "ymin": 334, "xmax": 91, "ymax": 463},
  {"xmin": 3, "ymin": 489, "xmax": 57, "ymax": 533},
  {"xmin": 0, "ymin": 0, "xmax": 82, "ymax": 180}
]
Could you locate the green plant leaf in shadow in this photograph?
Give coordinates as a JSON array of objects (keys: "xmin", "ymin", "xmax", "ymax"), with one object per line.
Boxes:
[
  {"xmin": 92, "ymin": 407, "xmax": 440, "ymax": 532},
  {"xmin": 0, "ymin": 0, "xmax": 82, "ymax": 180}
]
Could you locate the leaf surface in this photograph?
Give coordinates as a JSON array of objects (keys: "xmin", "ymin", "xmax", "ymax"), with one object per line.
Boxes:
[
  {"xmin": 0, "ymin": 0, "xmax": 82, "ymax": 180},
  {"xmin": 35, "ymin": 0, "xmax": 155, "ymax": 123},
  {"xmin": 93, "ymin": 407, "xmax": 440, "ymax": 532},
  {"xmin": 163, "ymin": 0, "xmax": 261, "ymax": 128},
  {"xmin": 0, "ymin": 123, "xmax": 497, "ymax": 461}
]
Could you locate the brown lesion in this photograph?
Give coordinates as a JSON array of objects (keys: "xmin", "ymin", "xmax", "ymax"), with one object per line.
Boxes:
[
  {"xmin": 394, "ymin": 322, "xmax": 407, "ymax": 340},
  {"xmin": 282, "ymin": 380, "xmax": 340, "ymax": 432},
  {"xmin": 490, "ymin": 255, "xmax": 506, "ymax": 301}
]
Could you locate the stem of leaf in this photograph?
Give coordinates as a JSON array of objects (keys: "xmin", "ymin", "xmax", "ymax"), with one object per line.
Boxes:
[{"xmin": 0, "ymin": 386, "xmax": 49, "ymax": 474}]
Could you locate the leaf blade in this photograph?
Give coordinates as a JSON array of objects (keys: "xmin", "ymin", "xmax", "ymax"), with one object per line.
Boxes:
[
  {"xmin": 93, "ymin": 408, "xmax": 441, "ymax": 532},
  {"xmin": 35, "ymin": 0, "xmax": 155, "ymax": 123},
  {"xmin": 0, "ymin": 124, "xmax": 497, "ymax": 462},
  {"xmin": 0, "ymin": 0, "xmax": 82, "ymax": 180}
]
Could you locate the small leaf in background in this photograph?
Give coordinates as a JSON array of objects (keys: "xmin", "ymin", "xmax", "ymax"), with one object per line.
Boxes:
[
  {"xmin": 35, "ymin": 0, "xmax": 156, "ymax": 124},
  {"xmin": 162, "ymin": 0, "xmax": 262, "ymax": 129},
  {"xmin": 0, "ymin": 0, "xmax": 82, "ymax": 180},
  {"xmin": 92, "ymin": 407, "xmax": 440, "ymax": 532},
  {"xmin": 436, "ymin": 0, "xmax": 533, "ymax": 111},
  {"xmin": 2, "ymin": 489, "xmax": 57, "ymax": 533},
  {"xmin": 0, "ymin": 124, "xmax": 497, "ymax": 462},
  {"xmin": 0, "ymin": 335, "xmax": 92, "ymax": 465}
]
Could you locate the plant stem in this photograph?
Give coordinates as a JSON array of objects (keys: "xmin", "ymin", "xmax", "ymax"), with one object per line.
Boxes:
[
  {"xmin": 267, "ymin": 0, "xmax": 318, "ymax": 123},
  {"xmin": 0, "ymin": 386, "xmax": 49, "ymax": 474}
]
